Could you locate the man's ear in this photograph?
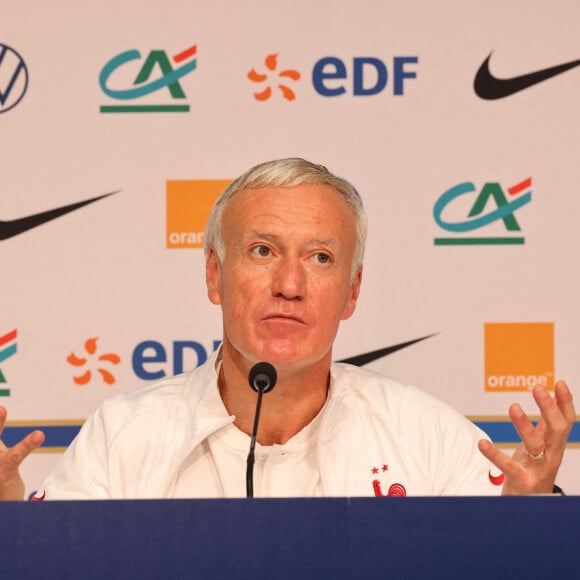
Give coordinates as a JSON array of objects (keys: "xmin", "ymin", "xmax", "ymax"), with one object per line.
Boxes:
[
  {"xmin": 340, "ymin": 266, "xmax": 362, "ymax": 321},
  {"xmin": 206, "ymin": 248, "xmax": 222, "ymax": 305}
]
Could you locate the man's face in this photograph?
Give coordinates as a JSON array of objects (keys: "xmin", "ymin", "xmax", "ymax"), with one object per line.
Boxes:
[{"xmin": 206, "ymin": 183, "xmax": 362, "ymax": 374}]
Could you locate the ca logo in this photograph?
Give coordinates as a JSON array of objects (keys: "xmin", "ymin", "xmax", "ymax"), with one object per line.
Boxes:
[
  {"xmin": 433, "ymin": 178, "xmax": 532, "ymax": 245},
  {"xmin": 99, "ymin": 44, "xmax": 197, "ymax": 113}
]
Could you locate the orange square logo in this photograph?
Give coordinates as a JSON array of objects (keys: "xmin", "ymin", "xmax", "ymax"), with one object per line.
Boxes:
[
  {"xmin": 484, "ymin": 322, "xmax": 554, "ymax": 392},
  {"xmin": 166, "ymin": 180, "xmax": 231, "ymax": 249}
]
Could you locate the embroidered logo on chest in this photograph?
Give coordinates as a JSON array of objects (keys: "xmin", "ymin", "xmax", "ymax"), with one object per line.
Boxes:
[{"xmin": 370, "ymin": 463, "xmax": 407, "ymax": 497}]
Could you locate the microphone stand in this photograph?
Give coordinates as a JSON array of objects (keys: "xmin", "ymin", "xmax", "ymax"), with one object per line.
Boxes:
[
  {"xmin": 245, "ymin": 362, "xmax": 277, "ymax": 498},
  {"xmin": 246, "ymin": 385, "xmax": 265, "ymax": 498}
]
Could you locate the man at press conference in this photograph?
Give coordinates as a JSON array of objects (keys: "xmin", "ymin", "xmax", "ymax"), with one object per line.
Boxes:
[{"xmin": 0, "ymin": 158, "xmax": 575, "ymax": 500}]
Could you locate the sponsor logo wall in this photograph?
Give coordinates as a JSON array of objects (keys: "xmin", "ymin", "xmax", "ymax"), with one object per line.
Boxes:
[{"xmin": 2, "ymin": 0, "xmax": 579, "ymax": 495}]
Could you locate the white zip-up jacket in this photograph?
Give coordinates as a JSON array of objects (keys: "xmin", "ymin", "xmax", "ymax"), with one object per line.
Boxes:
[{"xmin": 38, "ymin": 352, "xmax": 501, "ymax": 499}]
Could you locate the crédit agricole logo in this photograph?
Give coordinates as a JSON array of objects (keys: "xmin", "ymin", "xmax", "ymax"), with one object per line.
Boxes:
[
  {"xmin": 99, "ymin": 44, "xmax": 197, "ymax": 113},
  {"xmin": 434, "ymin": 177, "xmax": 532, "ymax": 245},
  {"xmin": 0, "ymin": 330, "xmax": 17, "ymax": 396}
]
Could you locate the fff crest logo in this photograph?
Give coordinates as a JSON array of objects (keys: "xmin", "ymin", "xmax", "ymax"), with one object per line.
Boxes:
[
  {"xmin": 99, "ymin": 44, "xmax": 197, "ymax": 113},
  {"xmin": 433, "ymin": 177, "xmax": 532, "ymax": 245}
]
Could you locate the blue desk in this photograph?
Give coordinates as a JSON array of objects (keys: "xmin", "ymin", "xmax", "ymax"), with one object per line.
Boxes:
[{"xmin": 1, "ymin": 497, "xmax": 577, "ymax": 579}]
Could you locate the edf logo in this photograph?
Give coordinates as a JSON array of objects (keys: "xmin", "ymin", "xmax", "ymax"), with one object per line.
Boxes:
[
  {"xmin": 99, "ymin": 44, "xmax": 197, "ymax": 113},
  {"xmin": 433, "ymin": 177, "xmax": 532, "ymax": 245},
  {"xmin": 248, "ymin": 53, "xmax": 418, "ymax": 100},
  {"xmin": 313, "ymin": 56, "xmax": 418, "ymax": 96},
  {"xmin": 132, "ymin": 340, "xmax": 222, "ymax": 380}
]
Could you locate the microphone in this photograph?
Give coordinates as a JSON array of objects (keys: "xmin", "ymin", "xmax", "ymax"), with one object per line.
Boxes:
[
  {"xmin": 246, "ymin": 362, "xmax": 277, "ymax": 497},
  {"xmin": 249, "ymin": 362, "xmax": 277, "ymax": 394}
]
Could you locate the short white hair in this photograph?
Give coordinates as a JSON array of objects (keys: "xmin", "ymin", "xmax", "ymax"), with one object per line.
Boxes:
[{"xmin": 204, "ymin": 158, "xmax": 367, "ymax": 279}]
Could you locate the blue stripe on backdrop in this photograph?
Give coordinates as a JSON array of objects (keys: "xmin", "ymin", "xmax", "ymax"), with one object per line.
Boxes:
[
  {"xmin": 473, "ymin": 420, "xmax": 580, "ymax": 444},
  {"xmin": 3, "ymin": 425, "xmax": 82, "ymax": 449},
  {"xmin": 2, "ymin": 420, "xmax": 579, "ymax": 449}
]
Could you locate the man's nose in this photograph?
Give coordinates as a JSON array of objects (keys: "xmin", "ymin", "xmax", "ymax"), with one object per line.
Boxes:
[{"xmin": 271, "ymin": 257, "xmax": 306, "ymax": 300}]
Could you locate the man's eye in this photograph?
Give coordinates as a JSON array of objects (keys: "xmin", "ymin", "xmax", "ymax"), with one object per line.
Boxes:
[
  {"xmin": 315, "ymin": 253, "xmax": 331, "ymax": 264},
  {"xmin": 251, "ymin": 245, "xmax": 271, "ymax": 257}
]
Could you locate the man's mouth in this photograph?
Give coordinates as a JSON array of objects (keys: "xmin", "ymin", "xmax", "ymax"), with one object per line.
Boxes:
[{"xmin": 263, "ymin": 313, "xmax": 305, "ymax": 325}]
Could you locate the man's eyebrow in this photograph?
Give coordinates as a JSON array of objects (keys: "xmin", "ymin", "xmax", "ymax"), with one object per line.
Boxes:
[
  {"xmin": 243, "ymin": 231, "xmax": 342, "ymax": 248},
  {"xmin": 308, "ymin": 237, "xmax": 342, "ymax": 249},
  {"xmin": 243, "ymin": 231, "xmax": 278, "ymax": 241}
]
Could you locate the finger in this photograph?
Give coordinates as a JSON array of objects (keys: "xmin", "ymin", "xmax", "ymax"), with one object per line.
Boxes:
[
  {"xmin": 532, "ymin": 385, "xmax": 568, "ymax": 434},
  {"xmin": 18, "ymin": 430, "xmax": 45, "ymax": 457},
  {"xmin": 530, "ymin": 417, "xmax": 547, "ymax": 438},
  {"xmin": 478, "ymin": 439, "xmax": 519, "ymax": 476},
  {"xmin": 3, "ymin": 431, "xmax": 45, "ymax": 472},
  {"xmin": 554, "ymin": 380, "xmax": 576, "ymax": 424},
  {"xmin": 508, "ymin": 403, "xmax": 545, "ymax": 456}
]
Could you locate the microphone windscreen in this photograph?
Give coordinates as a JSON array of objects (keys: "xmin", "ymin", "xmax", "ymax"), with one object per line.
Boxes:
[{"xmin": 248, "ymin": 362, "xmax": 277, "ymax": 393}]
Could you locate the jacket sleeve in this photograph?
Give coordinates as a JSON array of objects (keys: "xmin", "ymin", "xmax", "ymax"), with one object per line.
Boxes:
[{"xmin": 35, "ymin": 398, "xmax": 128, "ymax": 500}]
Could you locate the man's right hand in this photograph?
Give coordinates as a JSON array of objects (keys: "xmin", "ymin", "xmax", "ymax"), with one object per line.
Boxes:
[{"xmin": 0, "ymin": 406, "xmax": 44, "ymax": 500}]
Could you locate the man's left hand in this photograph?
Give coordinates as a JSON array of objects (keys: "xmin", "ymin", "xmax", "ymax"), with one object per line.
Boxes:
[{"xmin": 478, "ymin": 380, "xmax": 575, "ymax": 495}]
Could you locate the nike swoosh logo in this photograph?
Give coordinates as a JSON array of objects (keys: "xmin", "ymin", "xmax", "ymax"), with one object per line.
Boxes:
[
  {"xmin": 0, "ymin": 191, "xmax": 119, "ymax": 241},
  {"xmin": 488, "ymin": 471, "xmax": 505, "ymax": 486},
  {"xmin": 474, "ymin": 52, "xmax": 580, "ymax": 100},
  {"xmin": 337, "ymin": 333, "xmax": 437, "ymax": 366}
]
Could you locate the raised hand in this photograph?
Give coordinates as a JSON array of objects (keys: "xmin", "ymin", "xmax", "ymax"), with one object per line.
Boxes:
[
  {"xmin": 478, "ymin": 381, "xmax": 575, "ymax": 495},
  {"xmin": 0, "ymin": 406, "xmax": 45, "ymax": 500}
]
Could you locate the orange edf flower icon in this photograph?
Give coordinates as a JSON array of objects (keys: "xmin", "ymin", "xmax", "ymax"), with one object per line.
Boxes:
[
  {"xmin": 67, "ymin": 337, "xmax": 121, "ymax": 386},
  {"xmin": 248, "ymin": 53, "xmax": 301, "ymax": 101}
]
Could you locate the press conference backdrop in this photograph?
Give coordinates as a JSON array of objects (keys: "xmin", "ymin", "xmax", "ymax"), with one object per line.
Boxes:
[{"xmin": 2, "ymin": 0, "xmax": 579, "ymax": 495}]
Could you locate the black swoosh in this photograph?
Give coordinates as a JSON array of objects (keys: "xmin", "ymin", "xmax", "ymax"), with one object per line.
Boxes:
[
  {"xmin": 337, "ymin": 333, "xmax": 437, "ymax": 366},
  {"xmin": 474, "ymin": 52, "xmax": 580, "ymax": 100},
  {"xmin": 0, "ymin": 191, "xmax": 119, "ymax": 241}
]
